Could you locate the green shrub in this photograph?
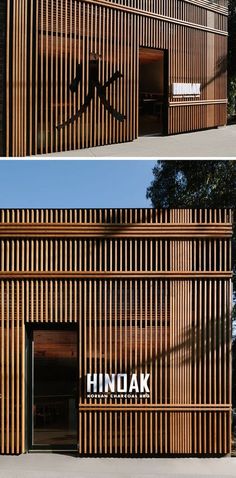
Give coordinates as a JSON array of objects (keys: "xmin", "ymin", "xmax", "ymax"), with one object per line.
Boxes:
[{"xmin": 228, "ymin": 76, "xmax": 236, "ymax": 117}]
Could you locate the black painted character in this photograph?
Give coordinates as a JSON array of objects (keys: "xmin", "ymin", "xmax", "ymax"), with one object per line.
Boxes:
[{"xmin": 56, "ymin": 53, "xmax": 126, "ymax": 130}]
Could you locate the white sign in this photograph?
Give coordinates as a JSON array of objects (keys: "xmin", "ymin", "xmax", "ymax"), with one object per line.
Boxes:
[
  {"xmin": 86, "ymin": 373, "xmax": 150, "ymax": 399},
  {"xmin": 172, "ymin": 83, "xmax": 201, "ymax": 97}
]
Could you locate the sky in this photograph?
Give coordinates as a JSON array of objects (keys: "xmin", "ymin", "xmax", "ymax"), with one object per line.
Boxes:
[{"xmin": 0, "ymin": 160, "xmax": 157, "ymax": 209}]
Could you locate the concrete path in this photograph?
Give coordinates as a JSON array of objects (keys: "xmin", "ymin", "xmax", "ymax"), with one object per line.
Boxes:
[
  {"xmin": 0, "ymin": 455, "xmax": 236, "ymax": 478},
  {"xmin": 43, "ymin": 125, "xmax": 236, "ymax": 158}
]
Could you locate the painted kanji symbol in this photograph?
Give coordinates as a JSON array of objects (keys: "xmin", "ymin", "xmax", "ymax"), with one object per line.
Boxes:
[{"xmin": 56, "ymin": 55, "xmax": 126, "ymax": 130}]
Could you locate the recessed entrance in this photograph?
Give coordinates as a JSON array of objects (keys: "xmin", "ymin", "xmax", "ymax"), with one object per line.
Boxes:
[
  {"xmin": 139, "ymin": 48, "xmax": 166, "ymax": 136},
  {"xmin": 28, "ymin": 328, "xmax": 77, "ymax": 451}
]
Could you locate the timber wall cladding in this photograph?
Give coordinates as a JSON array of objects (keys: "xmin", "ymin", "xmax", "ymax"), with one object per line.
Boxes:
[
  {"xmin": 0, "ymin": 1, "xmax": 6, "ymax": 156},
  {"xmin": 0, "ymin": 209, "xmax": 232, "ymax": 455},
  {"xmin": 5, "ymin": 0, "xmax": 228, "ymax": 156}
]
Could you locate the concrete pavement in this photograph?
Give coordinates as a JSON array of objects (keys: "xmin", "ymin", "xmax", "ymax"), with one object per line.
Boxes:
[
  {"xmin": 0, "ymin": 454, "xmax": 236, "ymax": 478},
  {"xmin": 43, "ymin": 125, "xmax": 236, "ymax": 158}
]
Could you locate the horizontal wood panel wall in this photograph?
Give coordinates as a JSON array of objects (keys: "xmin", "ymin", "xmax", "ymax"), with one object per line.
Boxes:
[
  {"xmin": 5, "ymin": 0, "xmax": 227, "ymax": 156},
  {"xmin": 0, "ymin": 208, "xmax": 232, "ymax": 455}
]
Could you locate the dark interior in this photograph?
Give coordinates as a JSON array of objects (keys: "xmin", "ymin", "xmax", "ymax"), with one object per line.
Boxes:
[
  {"xmin": 31, "ymin": 329, "xmax": 77, "ymax": 449},
  {"xmin": 139, "ymin": 48, "xmax": 165, "ymax": 136}
]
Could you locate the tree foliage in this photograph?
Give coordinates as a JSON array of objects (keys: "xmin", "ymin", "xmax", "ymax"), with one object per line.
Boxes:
[{"xmin": 146, "ymin": 160, "xmax": 236, "ymax": 209}]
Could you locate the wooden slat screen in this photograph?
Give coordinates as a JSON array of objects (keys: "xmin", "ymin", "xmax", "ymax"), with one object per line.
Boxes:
[
  {"xmin": 0, "ymin": 208, "xmax": 232, "ymax": 455},
  {"xmin": 5, "ymin": 0, "xmax": 228, "ymax": 156},
  {"xmin": 0, "ymin": 1, "xmax": 7, "ymax": 156}
]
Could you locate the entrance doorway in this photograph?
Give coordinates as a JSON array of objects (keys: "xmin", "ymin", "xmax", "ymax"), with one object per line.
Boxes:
[
  {"xmin": 139, "ymin": 48, "xmax": 167, "ymax": 136},
  {"xmin": 28, "ymin": 328, "xmax": 77, "ymax": 451}
]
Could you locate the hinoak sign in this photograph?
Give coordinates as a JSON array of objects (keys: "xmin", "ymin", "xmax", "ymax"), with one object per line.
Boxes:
[
  {"xmin": 86, "ymin": 373, "xmax": 150, "ymax": 399},
  {"xmin": 172, "ymin": 82, "xmax": 201, "ymax": 97}
]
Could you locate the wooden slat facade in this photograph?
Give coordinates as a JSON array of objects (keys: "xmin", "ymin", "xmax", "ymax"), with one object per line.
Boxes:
[
  {"xmin": 0, "ymin": 208, "xmax": 232, "ymax": 455},
  {"xmin": 1, "ymin": 0, "xmax": 228, "ymax": 156},
  {"xmin": 0, "ymin": 1, "xmax": 6, "ymax": 157}
]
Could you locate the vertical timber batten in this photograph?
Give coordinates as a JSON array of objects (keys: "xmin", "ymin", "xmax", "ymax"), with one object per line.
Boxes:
[
  {"xmin": 3, "ymin": 0, "xmax": 228, "ymax": 156},
  {"xmin": 0, "ymin": 208, "xmax": 233, "ymax": 455}
]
